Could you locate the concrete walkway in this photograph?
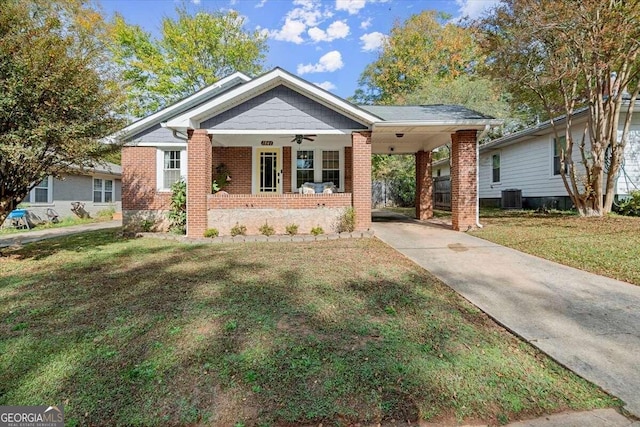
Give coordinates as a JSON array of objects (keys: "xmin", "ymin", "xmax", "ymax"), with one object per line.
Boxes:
[
  {"xmin": 0, "ymin": 220, "xmax": 121, "ymax": 248},
  {"xmin": 372, "ymin": 211, "xmax": 640, "ymax": 420}
]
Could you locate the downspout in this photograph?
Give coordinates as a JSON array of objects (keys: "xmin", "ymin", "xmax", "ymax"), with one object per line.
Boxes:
[
  {"xmin": 160, "ymin": 122, "xmax": 189, "ymax": 141},
  {"xmin": 475, "ymin": 125, "xmax": 491, "ymax": 229}
]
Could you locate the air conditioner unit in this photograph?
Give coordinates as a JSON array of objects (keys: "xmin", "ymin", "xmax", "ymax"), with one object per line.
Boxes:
[{"xmin": 501, "ymin": 189, "xmax": 522, "ymax": 209}]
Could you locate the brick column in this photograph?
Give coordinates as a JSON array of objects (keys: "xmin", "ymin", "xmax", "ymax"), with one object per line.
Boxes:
[
  {"xmin": 451, "ymin": 130, "xmax": 478, "ymax": 231},
  {"xmin": 352, "ymin": 131, "xmax": 372, "ymax": 231},
  {"xmin": 187, "ymin": 129, "xmax": 212, "ymax": 237},
  {"xmin": 415, "ymin": 150, "xmax": 433, "ymax": 220}
]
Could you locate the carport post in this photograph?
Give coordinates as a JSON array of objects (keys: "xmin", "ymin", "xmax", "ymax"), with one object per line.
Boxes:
[
  {"xmin": 450, "ymin": 130, "xmax": 478, "ymax": 231},
  {"xmin": 415, "ymin": 150, "xmax": 433, "ymax": 220}
]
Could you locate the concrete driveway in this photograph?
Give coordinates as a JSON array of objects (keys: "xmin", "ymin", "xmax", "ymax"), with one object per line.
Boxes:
[{"xmin": 372, "ymin": 210, "xmax": 640, "ymax": 418}]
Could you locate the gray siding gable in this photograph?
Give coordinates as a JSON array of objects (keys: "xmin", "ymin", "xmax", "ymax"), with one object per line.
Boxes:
[
  {"xmin": 125, "ymin": 123, "xmax": 185, "ymax": 144},
  {"xmin": 200, "ymin": 85, "xmax": 368, "ymax": 130}
]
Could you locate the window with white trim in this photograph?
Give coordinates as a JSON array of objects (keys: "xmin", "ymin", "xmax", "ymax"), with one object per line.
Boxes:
[
  {"xmin": 322, "ymin": 150, "xmax": 340, "ymax": 187},
  {"xmin": 25, "ymin": 177, "xmax": 52, "ymax": 204},
  {"xmin": 93, "ymin": 178, "xmax": 113, "ymax": 203},
  {"xmin": 293, "ymin": 148, "xmax": 343, "ymax": 191},
  {"xmin": 156, "ymin": 148, "xmax": 186, "ymax": 191},
  {"xmin": 163, "ymin": 151, "xmax": 181, "ymax": 188},
  {"xmin": 492, "ymin": 153, "xmax": 500, "ymax": 183},
  {"xmin": 296, "ymin": 150, "xmax": 314, "ymax": 186},
  {"xmin": 553, "ymin": 136, "xmax": 567, "ymax": 175}
]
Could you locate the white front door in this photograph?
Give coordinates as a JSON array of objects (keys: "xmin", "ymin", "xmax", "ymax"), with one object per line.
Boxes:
[{"xmin": 254, "ymin": 147, "xmax": 282, "ymax": 194}]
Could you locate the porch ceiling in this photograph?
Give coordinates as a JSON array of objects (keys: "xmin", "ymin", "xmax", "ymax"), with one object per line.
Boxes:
[
  {"xmin": 208, "ymin": 130, "xmax": 350, "ymax": 147},
  {"xmin": 371, "ymin": 122, "xmax": 498, "ymax": 154}
]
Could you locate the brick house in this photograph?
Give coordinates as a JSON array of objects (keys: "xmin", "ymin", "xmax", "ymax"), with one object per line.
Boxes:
[{"xmin": 116, "ymin": 68, "xmax": 499, "ymax": 237}]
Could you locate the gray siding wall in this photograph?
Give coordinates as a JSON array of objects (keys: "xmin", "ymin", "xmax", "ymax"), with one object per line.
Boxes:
[
  {"xmin": 126, "ymin": 123, "xmax": 185, "ymax": 144},
  {"xmin": 201, "ymin": 85, "xmax": 367, "ymax": 130},
  {"xmin": 24, "ymin": 174, "xmax": 122, "ymax": 220}
]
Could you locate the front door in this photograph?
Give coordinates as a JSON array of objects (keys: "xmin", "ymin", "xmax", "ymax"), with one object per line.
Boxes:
[{"xmin": 255, "ymin": 148, "xmax": 282, "ymax": 194}]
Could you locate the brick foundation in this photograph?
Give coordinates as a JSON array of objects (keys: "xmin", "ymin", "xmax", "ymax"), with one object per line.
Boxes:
[
  {"xmin": 451, "ymin": 130, "xmax": 478, "ymax": 231},
  {"xmin": 415, "ymin": 150, "xmax": 433, "ymax": 220},
  {"xmin": 352, "ymin": 131, "xmax": 371, "ymax": 230},
  {"xmin": 187, "ymin": 129, "xmax": 212, "ymax": 237}
]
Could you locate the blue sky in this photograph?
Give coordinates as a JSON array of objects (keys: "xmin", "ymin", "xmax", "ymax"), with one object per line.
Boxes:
[{"xmin": 99, "ymin": 0, "xmax": 499, "ymax": 98}]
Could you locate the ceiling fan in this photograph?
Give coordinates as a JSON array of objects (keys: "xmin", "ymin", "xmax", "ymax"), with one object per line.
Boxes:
[{"xmin": 291, "ymin": 134, "xmax": 316, "ymax": 144}]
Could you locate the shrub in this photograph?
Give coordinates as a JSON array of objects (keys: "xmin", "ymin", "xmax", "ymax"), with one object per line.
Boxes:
[
  {"xmin": 285, "ymin": 223, "xmax": 298, "ymax": 235},
  {"xmin": 140, "ymin": 219, "xmax": 155, "ymax": 232},
  {"xmin": 96, "ymin": 207, "xmax": 115, "ymax": 220},
  {"xmin": 336, "ymin": 207, "xmax": 355, "ymax": 233},
  {"xmin": 259, "ymin": 222, "xmax": 275, "ymax": 236},
  {"xmin": 310, "ymin": 226, "xmax": 324, "ymax": 236},
  {"xmin": 203, "ymin": 228, "xmax": 219, "ymax": 238},
  {"xmin": 619, "ymin": 190, "xmax": 640, "ymax": 217},
  {"xmin": 168, "ymin": 180, "xmax": 186, "ymax": 234},
  {"xmin": 230, "ymin": 223, "xmax": 247, "ymax": 236}
]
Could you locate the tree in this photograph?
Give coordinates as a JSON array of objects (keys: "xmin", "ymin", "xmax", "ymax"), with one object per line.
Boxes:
[
  {"xmin": 109, "ymin": 7, "xmax": 268, "ymax": 118},
  {"xmin": 0, "ymin": 0, "xmax": 122, "ymax": 224},
  {"xmin": 353, "ymin": 11, "xmax": 482, "ymax": 105},
  {"xmin": 476, "ymin": 0, "xmax": 640, "ymax": 216}
]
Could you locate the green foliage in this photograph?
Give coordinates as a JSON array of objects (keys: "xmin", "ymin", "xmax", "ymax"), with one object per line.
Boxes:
[
  {"xmin": 310, "ymin": 226, "xmax": 324, "ymax": 236},
  {"xmin": 336, "ymin": 207, "xmax": 356, "ymax": 233},
  {"xmin": 140, "ymin": 219, "xmax": 155, "ymax": 232},
  {"xmin": 258, "ymin": 222, "xmax": 275, "ymax": 236},
  {"xmin": 373, "ymin": 155, "xmax": 416, "ymax": 207},
  {"xmin": 203, "ymin": 228, "xmax": 219, "ymax": 238},
  {"xmin": 618, "ymin": 191, "xmax": 640, "ymax": 217},
  {"xmin": 96, "ymin": 207, "xmax": 116, "ymax": 220},
  {"xmin": 285, "ymin": 224, "xmax": 299, "ymax": 236},
  {"xmin": 109, "ymin": 7, "xmax": 268, "ymax": 118},
  {"xmin": 0, "ymin": 0, "xmax": 123, "ymax": 224},
  {"xmin": 230, "ymin": 223, "xmax": 247, "ymax": 237},
  {"xmin": 354, "ymin": 10, "xmax": 481, "ymax": 105},
  {"xmin": 168, "ymin": 180, "xmax": 186, "ymax": 234}
]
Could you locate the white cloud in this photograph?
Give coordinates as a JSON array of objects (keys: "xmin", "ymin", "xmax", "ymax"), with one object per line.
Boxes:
[
  {"xmin": 360, "ymin": 31, "xmax": 387, "ymax": 52},
  {"xmin": 297, "ymin": 50, "xmax": 344, "ymax": 74},
  {"xmin": 264, "ymin": 0, "xmax": 334, "ymax": 44},
  {"xmin": 314, "ymin": 81, "xmax": 337, "ymax": 91},
  {"xmin": 267, "ymin": 18, "xmax": 307, "ymax": 44},
  {"xmin": 360, "ymin": 17, "xmax": 372, "ymax": 29},
  {"xmin": 335, "ymin": 0, "xmax": 366, "ymax": 14},
  {"xmin": 455, "ymin": 0, "xmax": 502, "ymax": 19},
  {"xmin": 308, "ymin": 20, "xmax": 350, "ymax": 42},
  {"xmin": 255, "ymin": 0, "xmax": 268, "ymax": 7},
  {"xmin": 191, "ymin": 0, "xmax": 201, "ymax": 4}
]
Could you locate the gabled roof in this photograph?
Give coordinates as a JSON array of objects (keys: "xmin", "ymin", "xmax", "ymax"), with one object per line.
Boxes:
[
  {"xmin": 164, "ymin": 67, "xmax": 382, "ymax": 130},
  {"xmin": 112, "ymin": 71, "xmax": 251, "ymax": 141},
  {"xmin": 480, "ymin": 99, "xmax": 640, "ymax": 152}
]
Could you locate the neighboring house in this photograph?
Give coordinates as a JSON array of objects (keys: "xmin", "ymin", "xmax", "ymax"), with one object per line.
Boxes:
[
  {"xmin": 21, "ymin": 163, "xmax": 122, "ymax": 220},
  {"xmin": 433, "ymin": 102, "xmax": 640, "ymax": 210},
  {"xmin": 114, "ymin": 67, "xmax": 499, "ymax": 236}
]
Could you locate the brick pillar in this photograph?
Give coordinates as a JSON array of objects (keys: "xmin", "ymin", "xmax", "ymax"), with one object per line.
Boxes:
[
  {"xmin": 451, "ymin": 130, "xmax": 478, "ymax": 231},
  {"xmin": 415, "ymin": 150, "xmax": 433, "ymax": 220},
  {"xmin": 187, "ymin": 129, "xmax": 212, "ymax": 237},
  {"xmin": 352, "ymin": 131, "xmax": 372, "ymax": 231}
]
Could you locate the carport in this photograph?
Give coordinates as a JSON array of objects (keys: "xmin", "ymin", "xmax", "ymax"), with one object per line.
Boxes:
[{"xmin": 363, "ymin": 105, "xmax": 500, "ymax": 230}]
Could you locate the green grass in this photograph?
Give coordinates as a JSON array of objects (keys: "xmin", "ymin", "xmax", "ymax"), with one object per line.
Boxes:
[
  {"xmin": 0, "ymin": 216, "xmax": 98, "ymax": 236},
  {"xmin": 471, "ymin": 211, "xmax": 640, "ymax": 286},
  {"xmin": 0, "ymin": 231, "xmax": 620, "ymax": 425}
]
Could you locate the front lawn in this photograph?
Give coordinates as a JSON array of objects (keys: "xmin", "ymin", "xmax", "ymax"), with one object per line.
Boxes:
[
  {"xmin": 0, "ymin": 231, "xmax": 619, "ymax": 425},
  {"xmin": 471, "ymin": 212, "xmax": 640, "ymax": 286}
]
